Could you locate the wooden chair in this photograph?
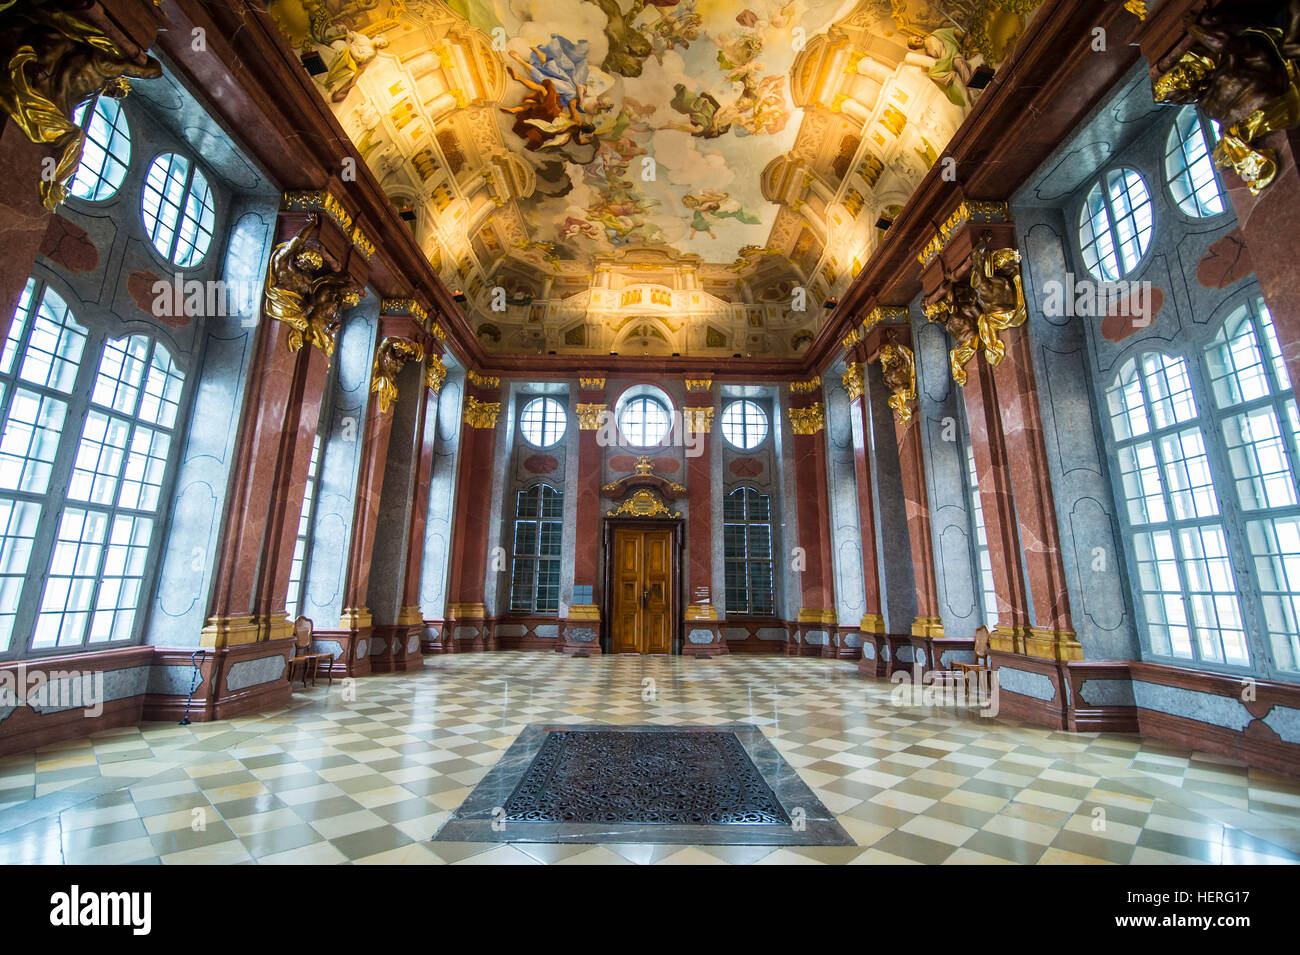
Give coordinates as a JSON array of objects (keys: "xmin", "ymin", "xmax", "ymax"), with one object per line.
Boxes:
[
  {"xmin": 288, "ymin": 615, "xmax": 333, "ymax": 688},
  {"xmin": 950, "ymin": 625, "xmax": 993, "ymax": 702}
]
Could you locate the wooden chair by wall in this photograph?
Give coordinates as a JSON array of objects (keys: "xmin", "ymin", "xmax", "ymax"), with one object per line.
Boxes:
[{"xmin": 287, "ymin": 615, "xmax": 333, "ymax": 688}]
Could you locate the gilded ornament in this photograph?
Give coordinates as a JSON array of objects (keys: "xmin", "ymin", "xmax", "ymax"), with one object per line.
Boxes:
[
  {"xmin": 463, "ymin": 396, "xmax": 501, "ymax": 429},
  {"xmin": 1152, "ymin": 3, "xmax": 1300, "ymax": 195},
  {"xmin": 425, "ymin": 354, "xmax": 447, "ymax": 394},
  {"xmin": 579, "ymin": 377, "xmax": 606, "ymax": 390},
  {"xmin": 682, "ymin": 406, "xmax": 714, "ymax": 434},
  {"xmin": 467, "ymin": 369, "xmax": 501, "ymax": 389},
  {"xmin": 789, "ymin": 402, "xmax": 825, "ymax": 435},
  {"xmin": 0, "ymin": 7, "xmax": 162, "ymax": 210},
  {"xmin": 878, "ymin": 337, "xmax": 917, "ymax": 426},
  {"xmin": 684, "ymin": 379, "xmax": 713, "ymax": 392},
  {"xmin": 576, "ymin": 403, "xmax": 607, "ymax": 430},
  {"xmin": 264, "ymin": 216, "xmax": 362, "ymax": 361},
  {"xmin": 370, "ymin": 337, "xmax": 424, "ymax": 414},
  {"xmin": 842, "ymin": 362, "xmax": 864, "ymax": 402},
  {"xmin": 790, "ymin": 376, "xmax": 821, "ymax": 394},
  {"xmin": 606, "ymin": 488, "xmax": 680, "ymax": 518}
]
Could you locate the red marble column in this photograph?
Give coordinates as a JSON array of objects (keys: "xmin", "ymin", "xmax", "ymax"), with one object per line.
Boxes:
[
  {"xmin": 988, "ymin": 329, "xmax": 1080, "ymax": 660},
  {"xmin": 442, "ymin": 373, "xmax": 502, "ymax": 650},
  {"xmin": 562, "ymin": 381, "xmax": 606, "ymax": 654},
  {"xmin": 398, "ymin": 352, "xmax": 441, "ymax": 623},
  {"xmin": 961, "ymin": 358, "xmax": 1031, "ymax": 635},
  {"xmin": 258, "ymin": 343, "xmax": 330, "ymax": 627},
  {"xmin": 204, "ymin": 214, "xmax": 338, "ymax": 648},
  {"xmin": 844, "ymin": 357, "xmax": 884, "ymax": 637},
  {"xmin": 339, "ymin": 341, "xmax": 400, "ymax": 637},
  {"xmin": 788, "ymin": 383, "xmax": 836, "ymax": 656},
  {"xmin": 681, "ymin": 396, "xmax": 725, "ymax": 656}
]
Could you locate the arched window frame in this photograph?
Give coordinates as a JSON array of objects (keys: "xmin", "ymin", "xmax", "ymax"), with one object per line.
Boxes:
[
  {"xmin": 508, "ymin": 482, "xmax": 563, "ymax": 614},
  {"xmin": 0, "ymin": 275, "xmax": 190, "ymax": 658},
  {"xmin": 723, "ymin": 485, "xmax": 775, "ymax": 617}
]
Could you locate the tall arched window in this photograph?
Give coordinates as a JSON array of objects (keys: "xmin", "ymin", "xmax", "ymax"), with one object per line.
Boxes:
[
  {"xmin": 0, "ymin": 278, "xmax": 186, "ymax": 654},
  {"xmin": 1106, "ymin": 350, "xmax": 1248, "ymax": 666},
  {"xmin": 509, "ymin": 484, "xmax": 562, "ymax": 613},
  {"xmin": 1205, "ymin": 297, "xmax": 1300, "ymax": 673},
  {"xmin": 723, "ymin": 486, "xmax": 774, "ymax": 616}
]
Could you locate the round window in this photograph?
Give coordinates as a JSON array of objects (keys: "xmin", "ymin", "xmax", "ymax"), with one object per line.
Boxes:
[
  {"xmin": 617, "ymin": 395, "xmax": 671, "ymax": 447},
  {"xmin": 720, "ymin": 399, "xmax": 768, "ymax": 450},
  {"xmin": 519, "ymin": 396, "xmax": 567, "ymax": 448}
]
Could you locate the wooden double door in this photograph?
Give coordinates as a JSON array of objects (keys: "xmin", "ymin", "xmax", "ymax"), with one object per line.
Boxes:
[{"xmin": 609, "ymin": 526, "xmax": 675, "ymax": 654}]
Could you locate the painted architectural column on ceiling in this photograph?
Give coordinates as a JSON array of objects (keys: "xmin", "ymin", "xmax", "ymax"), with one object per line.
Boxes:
[
  {"xmin": 443, "ymin": 369, "xmax": 503, "ymax": 650},
  {"xmin": 204, "ymin": 201, "xmax": 365, "ymax": 649},
  {"xmin": 787, "ymin": 376, "xmax": 836, "ymax": 655},
  {"xmin": 682, "ymin": 380, "xmax": 725, "ymax": 656},
  {"xmin": 564, "ymin": 377, "xmax": 606, "ymax": 654},
  {"xmin": 919, "ymin": 205, "xmax": 1079, "ymax": 661}
]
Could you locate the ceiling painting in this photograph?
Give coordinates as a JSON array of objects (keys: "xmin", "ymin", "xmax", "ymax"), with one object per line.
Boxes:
[{"xmin": 270, "ymin": 0, "xmax": 1043, "ymax": 357}]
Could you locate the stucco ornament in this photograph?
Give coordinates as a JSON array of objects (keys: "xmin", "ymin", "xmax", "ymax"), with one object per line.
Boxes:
[{"xmin": 264, "ymin": 216, "xmax": 363, "ymax": 361}]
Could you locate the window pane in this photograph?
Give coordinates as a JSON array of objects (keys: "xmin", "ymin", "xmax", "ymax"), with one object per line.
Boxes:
[
  {"xmin": 1247, "ymin": 517, "xmax": 1300, "ymax": 673},
  {"xmin": 1164, "ymin": 107, "xmax": 1225, "ymax": 217},
  {"xmin": 1223, "ymin": 407, "xmax": 1298, "ymax": 510},
  {"xmin": 19, "ymin": 285, "xmax": 87, "ymax": 393},
  {"xmin": 519, "ymin": 396, "xmax": 567, "ymax": 448},
  {"xmin": 1159, "ymin": 427, "xmax": 1218, "ymax": 520},
  {"xmin": 720, "ymin": 400, "xmax": 769, "ymax": 450},
  {"xmin": 69, "ymin": 96, "xmax": 132, "ymax": 202}
]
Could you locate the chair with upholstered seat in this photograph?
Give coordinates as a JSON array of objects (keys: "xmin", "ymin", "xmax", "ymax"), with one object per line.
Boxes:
[{"xmin": 288, "ymin": 615, "xmax": 333, "ymax": 688}]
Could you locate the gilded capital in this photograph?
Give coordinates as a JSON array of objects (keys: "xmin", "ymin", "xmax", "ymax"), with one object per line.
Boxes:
[
  {"xmin": 425, "ymin": 354, "xmax": 447, "ymax": 394},
  {"xmin": 579, "ymin": 377, "xmax": 606, "ymax": 390},
  {"xmin": 684, "ymin": 379, "xmax": 713, "ymax": 393},
  {"xmin": 682, "ymin": 406, "xmax": 714, "ymax": 434},
  {"xmin": 842, "ymin": 362, "xmax": 864, "ymax": 402},
  {"xmin": 464, "ymin": 395, "xmax": 501, "ymax": 429},
  {"xmin": 467, "ymin": 369, "xmax": 501, "ymax": 389},
  {"xmin": 577, "ymin": 403, "xmax": 608, "ymax": 430},
  {"xmin": 788, "ymin": 402, "xmax": 824, "ymax": 435},
  {"xmin": 790, "ymin": 376, "xmax": 821, "ymax": 394}
]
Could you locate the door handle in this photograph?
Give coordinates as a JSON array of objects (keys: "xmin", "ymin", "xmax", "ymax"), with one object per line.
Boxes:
[{"xmin": 642, "ymin": 588, "xmax": 649, "ymax": 607}]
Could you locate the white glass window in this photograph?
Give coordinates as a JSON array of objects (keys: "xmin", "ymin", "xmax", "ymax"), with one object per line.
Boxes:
[
  {"xmin": 287, "ymin": 434, "xmax": 323, "ymax": 620},
  {"xmin": 69, "ymin": 96, "xmax": 131, "ymax": 202},
  {"xmin": 720, "ymin": 399, "xmax": 768, "ymax": 450},
  {"xmin": 618, "ymin": 395, "xmax": 670, "ymax": 447},
  {"xmin": 33, "ymin": 335, "xmax": 184, "ymax": 650},
  {"xmin": 1106, "ymin": 350, "xmax": 1247, "ymax": 667},
  {"xmin": 723, "ymin": 487, "xmax": 775, "ymax": 616},
  {"xmin": 1206, "ymin": 299, "xmax": 1300, "ymax": 673},
  {"xmin": 1078, "ymin": 167, "xmax": 1153, "ymax": 281},
  {"xmin": 509, "ymin": 485, "xmax": 562, "ymax": 613},
  {"xmin": 965, "ymin": 444, "xmax": 998, "ymax": 629},
  {"xmin": 1165, "ymin": 106, "xmax": 1226, "ymax": 218},
  {"xmin": 141, "ymin": 153, "xmax": 215, "ymax": 267},
  {"xmin": 519, "ymin": 396, "xmax": 567, "ymax": 448}
]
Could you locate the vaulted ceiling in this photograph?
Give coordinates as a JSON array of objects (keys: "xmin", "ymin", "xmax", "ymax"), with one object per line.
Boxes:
[{"xmin": 271, "ymin": 0, "xmax": 1042, "ymax": 357}]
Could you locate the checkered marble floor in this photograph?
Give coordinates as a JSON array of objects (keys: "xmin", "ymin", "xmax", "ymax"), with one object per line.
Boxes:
[{"xmin": 1, "ymin": 652, "xmax": 1298, "ymax": 865}]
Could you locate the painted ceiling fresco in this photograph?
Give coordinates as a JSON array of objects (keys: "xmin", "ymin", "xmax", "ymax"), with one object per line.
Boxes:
[{"xmin": 271, "ymin": 0, "xmax": 1042, "ymax": 356}]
